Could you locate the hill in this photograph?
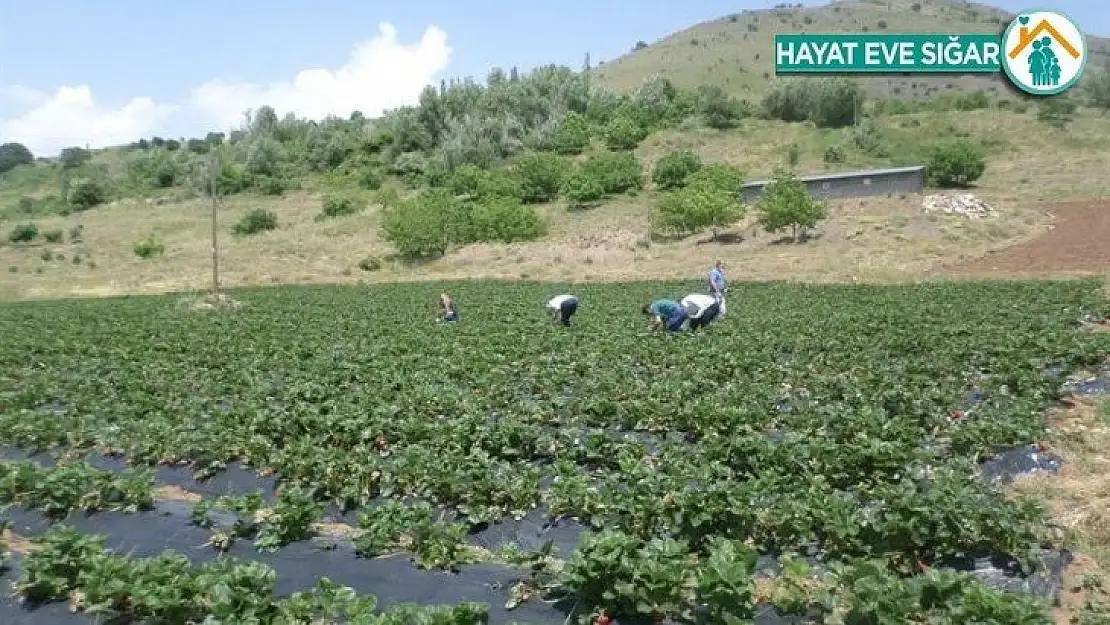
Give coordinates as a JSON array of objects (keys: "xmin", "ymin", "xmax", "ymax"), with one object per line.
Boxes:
[
  {"xmin": 1, "ymin": 0, "xmax": 1109, "ymax": 301},
  {"xmin": 594, "ymin": 0, "xmax": 1110, "ymax": 100}
]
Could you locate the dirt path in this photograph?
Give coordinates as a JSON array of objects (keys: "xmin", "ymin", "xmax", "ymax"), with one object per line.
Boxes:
[{"xmin": 938, "ymin": 201, "xmax": 1110, "ymax": 276}]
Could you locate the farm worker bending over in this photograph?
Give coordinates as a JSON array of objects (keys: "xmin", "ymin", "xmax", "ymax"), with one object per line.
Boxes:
[
  {"xmin": 439, "ymin": 293, "xmax": 458, "ymax": 322},
  {"xmin": 644, "ymin": 299, "xmax": 687, "ymax": 332},
  {"xmin": 547, "ymin": 294, "xmax": 579, "ymax": 326},
  {"xmin": 681, "ymin": 293, "xmax": 721, "ymax": 330},
  {"xmin": 708, "ymin": 260, "xmax": 727, "ymax": 316}
]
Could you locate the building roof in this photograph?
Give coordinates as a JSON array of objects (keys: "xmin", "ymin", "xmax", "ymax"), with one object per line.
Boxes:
[{"xmin": 742, "ymin": 165, "xmax": 925, "ymax": 188}]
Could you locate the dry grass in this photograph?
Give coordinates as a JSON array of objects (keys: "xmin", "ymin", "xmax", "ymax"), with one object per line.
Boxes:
[
  {"xmin": 1012, "ymin": 397, "xmax": 1110, "ymax": 624},
  {"xmin": 154, "ymin": 485, "xmax": 203, "ymax": 503},
  {"xmin": 592, "ymin": 0, "xmax": 1110, "ymax": 100},
  {"xmin": 2, "ymin": 529, "xmax": 34, "ymax": 555},
  {"xmin": 2, "ymin": 107, "xmax": 1107, "ymax": 302}
]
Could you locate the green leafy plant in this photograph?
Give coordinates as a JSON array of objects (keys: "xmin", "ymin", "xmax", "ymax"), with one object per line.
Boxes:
[
  {"xmin": 755, "ymin": 167, "xmax": 827, "ymax": 241},
  {"xmin": 232, "ymin": 208, "xmax": 279, "ymax": 236}
]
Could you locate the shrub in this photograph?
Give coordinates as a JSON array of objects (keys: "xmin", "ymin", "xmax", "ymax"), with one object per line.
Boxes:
[
  {"xmin": 1088, "ymin": 61, "xmax": 1110, "ymax": 113},
  {"xmin": 655, "ymin": 164, "xmax": 745, "ymax": 239},
  {"xmin": 515, "ymin": 153, "xmax": 570, "ymax": 203},
  {"xmin": 43, "ymin": 229, "xmax": 63, "ymax": 243},
  {"xmin": 7, "ymin": 223, "xmax": 38, "ymax": 243},
  {"xmin": 133, "ymin": 237, "xmax": 166, "ymax": 259},
  {"xmin": 824, "ymin": 145, "xmax": 846, "ymax": 164},
  {"xmin": 69, "ymin": 225, "xmax": 84, "ymax": 243},
  {"xmin": 696, "ymin": 85, "xmax": 748, "ymax": 129},
  {"xmin": 563, "ymin": 169, "xmax": 606, "ymax": 209},
  {"xmin": 60, "ymin": 147, "xmax": 91, "ymax": 169},
  {"xmin": 17, "ymin": 197, "xmax": 33, "ymax": 214},
  {"xmin": 380, "ymin": 188, "xmax": 467, "ymax": 258},
  {"xmin": 0, "ymin": 142, "xmax": 34, "ymax": 174},
  {"xmin": 926, "ymin": 140, "xmax": 986, "ymax": 187},
  {"xmin": 464, "ymin": 197, "xmax": 547, "ymax": 243},
  {"xmin": 652, "ymin": 150, "xmax": 703, "ymax": 190},
  {"xmin": 358, "ymin": 256, "xmax": 382, "ymax": 272},
  {"xmin": 756, "ymin": 168, "xmax": 827, "ymax": 240},
  {"xmin": 850, "ymin": 119, "xmax": 890, "ymax": 157},
  {"xmin": 255, "ymin": 175, "xmax": 286, "ymax": 196},
  {"xmin": 319, "ymin": 194, "xmax": 361, "ymax": 220},
  {"xmin": 763, "ymin": 78, "xmax": 861, "ymax": 128},
  {"xmin": 582, "ymin": 151, "xmax": 644, "ymax": 195},
  {"xmin": 66, "ymin": 178, "xmax": 107, "ymax": 210},
  {"xmin": 551, "ymin": 112, "xmax": 591, "ymax": 155},
  {"xmin": 1036, "ymin": 97, "xmax": 1077, "ymax": 128},
  {"xmin": 358, "ymin": 168, "xmax": 384, "ymax": 190},
  {"xmin": 216, "ymin": 163, "xmax": 251, "ymax": 196},
  {"xmin": 232, "ymin": 209, "xmax": 279, "ymax": 236},
  {"xmin": 604, "ymin": 115, "xmax": 648, "ymax": 150}
]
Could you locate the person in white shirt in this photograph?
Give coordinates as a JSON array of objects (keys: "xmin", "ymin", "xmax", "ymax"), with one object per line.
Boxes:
[
  {"xmin": 680, "ymin": 293, "xmax": 721, "ymax": 330},
  {"xmin": 546, "ymin": 294, "xmax": 579, "ymax": 326}
]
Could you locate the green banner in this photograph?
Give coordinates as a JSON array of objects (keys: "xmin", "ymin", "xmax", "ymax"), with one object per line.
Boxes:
[{"xmin": 774, "ymin": 34, "xmax": 1003, "ymax": 73}]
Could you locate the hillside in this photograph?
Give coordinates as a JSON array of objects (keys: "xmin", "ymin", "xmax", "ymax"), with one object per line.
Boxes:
[
  {"xmin": 1, "ymin": 0, "xmax": 1110, "ymax": 301},
  {"xmin": 594, "ymin": 0, "xmax": 1110, "ymax": 100}
]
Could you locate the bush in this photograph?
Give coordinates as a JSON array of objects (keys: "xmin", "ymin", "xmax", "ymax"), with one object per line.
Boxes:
[
  {"xmin": 926, "ymin": 140, "xmax": 986, "ymax": 188},
  {"xmin": 582, "ymin": 151, "xmax": 644, "ymax": 195},
  {"xmin": 133, "ymin": 237, "xmax": 166, "ymax": 259},
  {"xmin": 319, "ymin": 194, "xmax": 361, "ymax": 220},
  {"xmin": 232, "ymin": 209, "xmax": 279, "ymax": 236},
  {"xmin": 696, "ymin": 86, "xmax": 748, "ymax": 129},
  {"xmin": 604, "ymin": 115, "xmax": 648, "ymax": 150},
  {"xmin": 0, "ymin": 142, "xmax": 34, "ymax": 174},
  {"xmin": 255, "ymin": 175, "xmax": 286, "ymax": 196},
  {"xmin": 358, "ymin": 256, "xmax": 382, "ymax": 272},
  {"xmin": 60, "ymin": 147, "xmax": 91, "ymax": 170},
  {"xmin": 763, "ymin": 78, "xmax": 862, "ymax": 128},
  {"xmin": 1088, "ymin": 61, "xmax": 1110, "ymax": 113},
  {"xmin": 850, "ymin": 119, "xmax": 890, "ymax": 157},
  {"xmin": 69, "ymin": 225, "xmax": 84, "ymax": 243},
  {"xmin": 66, "ymin": 177, "xmax": 107, "ymax": 210},
  {"xmin": 463, "ymin": 197, "xmax": 547, "ymax": 243},
  {"xmin": 652, "ymin": 150, "xmax": 703, "ymax": 190},
  {"xmin": 43, "ymin": 229, "xmax": 63, "ymax": 243},
  {"xmin": 824, "ymin": 145, "xmax": 846, "ymax": 164},
  {"xmin": 515, "ymin": 153, "xmax": 570, "ymax": 203},
  {"xmin": 756, "ymin": 168, "xmax": 827, "ymax": 240},
  {"xmin": 7, "ymin": 223, "xmax": 37, "ymax": 243},
  {"xmin": 358, "ymin": 168, "xmax": 384, "ymax": 190},
  {"xmin": 563, "ymin": 169, "xmax": 606, "ymax": 209},
  {"xmin": 381, "ymin": 189, "xmax": 467, "ymax": 258},
  {"xmin": 216, "ymin": 163, "xmax": 251, "ymax": 196},
  {"xmin": 16, "ymin": 197, "xmax": 33, "ymax": 214},
  {"xmin": 1037, "ymin": 97, "xmax": 1077, "ymax": 128},
  {"xmin": 655, "ymin": 163, "xmax": 745, "ymax": 239},
  {"xmin": 551, "ymin": 112, "xmax": 592, "ymax": 155}
]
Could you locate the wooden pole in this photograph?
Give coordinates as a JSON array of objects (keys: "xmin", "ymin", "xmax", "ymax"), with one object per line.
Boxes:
[{"xmin": 208, "ymin": 152, "xmax": 220, "ymax": 297}]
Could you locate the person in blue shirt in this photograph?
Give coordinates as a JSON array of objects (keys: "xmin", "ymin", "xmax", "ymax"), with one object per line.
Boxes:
[
  {"xmin": 547, "ymin": 294, "xmax": 579, "ymax": 326},
  {"xmin": 707, "ymin": 260, "xmax": 727, "ymax": 316},
  {"xmin": 643, "ymin": 298, "xmax": 687, "ymax": 332}
]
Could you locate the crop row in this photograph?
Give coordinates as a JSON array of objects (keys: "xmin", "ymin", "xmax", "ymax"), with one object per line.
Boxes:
[{"xmin": 0, "ymin": 279, "xmax": 1107, "ymax": 622}]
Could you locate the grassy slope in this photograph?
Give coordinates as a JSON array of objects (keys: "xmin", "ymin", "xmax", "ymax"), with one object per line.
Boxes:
[
  {"xmin": 2, "ymin": 0, "xmax": 1110, "ymax": 301},
  {"xmin": 593, "ymin": 0, "xmax": 1110, "ymax": 100}
]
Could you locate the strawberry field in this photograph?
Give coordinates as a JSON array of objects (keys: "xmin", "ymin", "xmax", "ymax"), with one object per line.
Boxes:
[{"xmin": 0, "ymin": 279, "xmax": 1108, "ymax": 625}]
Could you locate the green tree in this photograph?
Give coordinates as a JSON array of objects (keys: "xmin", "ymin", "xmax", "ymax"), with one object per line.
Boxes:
[
  {"xmin": 755, "ymin": 168, "xmax": 827, "ymax": 241},
  {"xmin": 66, "ymin": 178, "xmax": 107, "ymax": 210},
  {"xmin": 0, "ymin": 142, "xmax": 34, "ymax": 174},
  {"xmin": 514, "ymin": 152, "xmax": 570, "ymax": 203},
  {"xmin": 926, "ymin": 139, "xmax": 986, "ymax": 188},
  {"xmin": 603, "ymin": 115, "xmax": 648, "ymax": 150},
  {"xmin": 655, "ymin": 163, "xmax": 745, "ymax": 239},
  {"xmin": 562, "ymin": 169, "xmax": 606, "ymax": 210},
  {"xmin": 651, "ymin": 150, "xmax": 703, "ymax": 190},
  {"xmin": 551, "ymin": 112, "xmax": 591, "ymax": 155},
  {"xmin": 380, "ymin": 189, "xmax": 467, "ymax": 258},
  {"xmin": 463, "ymin": 196, "xmax": 547, "ymax": 243},
  {"xmin": 582, "ymin": 151, "xmax": 644, "ymax": 194},
  {"xmin": 60, "ymin": 147, "xmax": 91, "ymax": 170}
]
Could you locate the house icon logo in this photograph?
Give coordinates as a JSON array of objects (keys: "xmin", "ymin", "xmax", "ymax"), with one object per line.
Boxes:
[{"xmin": 1001, "ymin": 9, "xmax": 1087, "ymax": 95}]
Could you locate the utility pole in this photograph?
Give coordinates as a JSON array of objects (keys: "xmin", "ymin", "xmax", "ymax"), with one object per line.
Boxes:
[{"xmin": 207, "ymin": 151, "xmax": 221, "ymax": 298}]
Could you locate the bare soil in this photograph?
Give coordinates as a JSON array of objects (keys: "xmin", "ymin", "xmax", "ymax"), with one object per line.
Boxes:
[{"xmin": 936, "ymin": 201, "xmax": 1110, "ymax": 277}]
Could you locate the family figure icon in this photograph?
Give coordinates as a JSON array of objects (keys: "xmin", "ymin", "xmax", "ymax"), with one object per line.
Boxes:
[{"xmin": 1029, "ymin": 37, "xmax": 1062, "ymax": 86}]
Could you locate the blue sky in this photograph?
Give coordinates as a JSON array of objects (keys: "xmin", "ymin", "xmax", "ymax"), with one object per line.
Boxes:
[{"xmin": 0, "ymin": 0, "xmax": 1104, "ymax": 155}]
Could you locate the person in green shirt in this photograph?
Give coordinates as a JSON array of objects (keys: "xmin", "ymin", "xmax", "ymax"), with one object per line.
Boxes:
[{"xmin": 643, "ymin": 298, "xmax": 687, "ymax": 332}]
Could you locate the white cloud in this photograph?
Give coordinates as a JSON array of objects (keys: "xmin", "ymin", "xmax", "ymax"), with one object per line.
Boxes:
[
  {"xmin": 189, "ymin": 22, "xmax": 452, "ymax": 129},
  {"xmin": 0, "ymin": 23, "xmax": 450, "ymax": 156},
  {"xmin": 0, "ymin": 86, "xmax": 178, "ymax": 156}
]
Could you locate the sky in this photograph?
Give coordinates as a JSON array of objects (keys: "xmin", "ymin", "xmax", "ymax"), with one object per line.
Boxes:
[{"xmin": 0, "ymin": 0, "xmax": 1105, "ymax": 156}]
